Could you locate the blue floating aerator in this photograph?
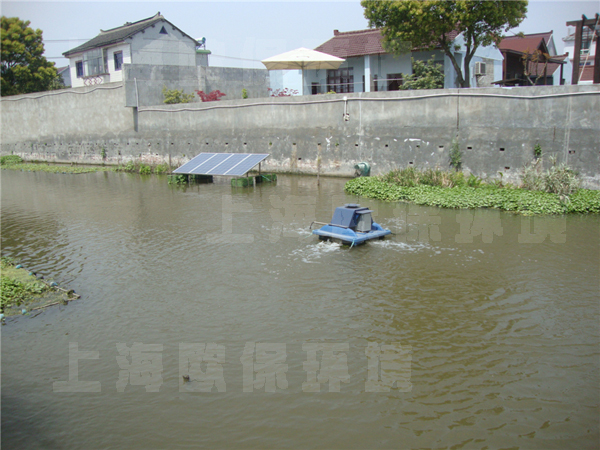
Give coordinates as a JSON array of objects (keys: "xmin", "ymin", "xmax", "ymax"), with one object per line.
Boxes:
[{"xmin": 312, "ymin": 203, "xmax": 391, "ymax": 246}]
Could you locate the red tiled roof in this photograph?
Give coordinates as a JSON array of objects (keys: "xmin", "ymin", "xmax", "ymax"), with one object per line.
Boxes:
[
  {"xmin": 315, "ymin": 28, "xmax": 460, "ymax": 58},
  {"xmin": 498, "ymin": 32, "xmax": 552, "ymax": 54},
  {"xmin": 580, "ymin": 65, "xmax": 596, "ymax": 82},
  {"xmin": 528, "ymin": 54, "xmax": 567, "ymax": 77}
]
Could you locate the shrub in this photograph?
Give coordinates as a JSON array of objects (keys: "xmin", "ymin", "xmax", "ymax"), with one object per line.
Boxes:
[
  {"xmin": 534, "ymin": 142, "xmax": 542, "ymax": 159},
  {"xmin": 162, "ymin": 86, "xmax": 195, "ymax": 104},
  {"xmin": 400, "ymin": 57, "xmax": 444, "ymax": 90},
  {"xmin": 154, "ymin": 163, "xmax": 169, "ymax": 175},
  {"xmin": 242, "ymin": 88, "xmax": 248, "ymax": 99},
  {"xmin": 449, "ymin": 139, "xmax": 462, "ymax": 170},
  {"xmin": 117, "ymin": 161, "xmax": 137, "ymax": 172},
  {"xmin": 196, "ymin": 90, "xmax": 226, "ymax": 102},
  {"xmin": 520, "ymin": 157, "xmax": 580, "ymax": 196},
  {"xmin": 138, "ymin": 164, "xmax": 151, "ymax": 175}
]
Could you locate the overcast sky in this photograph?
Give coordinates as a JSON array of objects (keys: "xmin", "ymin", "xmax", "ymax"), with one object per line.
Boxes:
[{"xmin": 2, "ymin": 0, "xmax": 598, "ymax": 69}]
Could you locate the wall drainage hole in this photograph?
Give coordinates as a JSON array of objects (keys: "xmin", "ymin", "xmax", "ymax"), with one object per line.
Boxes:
[
  {"xmin": 569, "ymin": 150, "xmax": 575, "ymax": 154},
  {"xmin": 504, "ymin": 166, "xmax": 510, "ymax": 170},
  {"xmin": 499, "ymin": 148, "xmax": 505, "ymax": 152},
  {"xmin": 467, "ymin": 146, "xmax": 472, "ymax": 150}
]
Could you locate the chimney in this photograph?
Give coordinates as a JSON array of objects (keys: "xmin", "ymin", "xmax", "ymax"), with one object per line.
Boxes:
[{"xmin": 334, "ymin": 30, "xmax": 339, "ymax": 36}]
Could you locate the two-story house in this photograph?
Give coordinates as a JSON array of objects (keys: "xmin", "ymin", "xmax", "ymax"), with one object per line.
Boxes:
[{"xmin": 63, "ymin": 12, "xmax": 206, "ymax": 88}]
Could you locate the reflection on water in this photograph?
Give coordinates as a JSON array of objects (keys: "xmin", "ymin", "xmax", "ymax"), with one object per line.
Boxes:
[{"xmin": 1, "ymin": 170, "xmax": 599, "ymax": 449}]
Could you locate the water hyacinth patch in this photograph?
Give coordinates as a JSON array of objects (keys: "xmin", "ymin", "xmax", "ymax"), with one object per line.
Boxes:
[{"xmin": 345, "ymin": 175, "xmax": 600, "ymax": 215}]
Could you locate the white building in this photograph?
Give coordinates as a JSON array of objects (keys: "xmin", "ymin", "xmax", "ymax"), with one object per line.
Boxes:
[
  {"xmin": 563, "ymin": 25, "xmax": 598, "ymax": 84},
  {"xmin": 63, "ymin": 12, "xmax": 206, "ymax": 88}
]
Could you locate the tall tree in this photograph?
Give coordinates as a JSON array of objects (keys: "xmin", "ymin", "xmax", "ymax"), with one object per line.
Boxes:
[
  {"xmin": 361, "ymin": 0, "xmax": 528, "ymax": 88},
  {"xmin": 1, "ymin": 16, "xmax": 58, "ymax": 96}
]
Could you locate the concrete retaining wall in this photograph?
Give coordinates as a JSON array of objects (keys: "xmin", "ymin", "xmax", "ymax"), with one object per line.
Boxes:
[{"xmin": 2, "ymin": 84, "xmax": 599, "ymax": 187}]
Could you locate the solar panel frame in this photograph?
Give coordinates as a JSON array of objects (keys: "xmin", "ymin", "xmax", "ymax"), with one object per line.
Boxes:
[{"xmin": 173, "ymin": 153, "xmax": 269, "ymax": 176}]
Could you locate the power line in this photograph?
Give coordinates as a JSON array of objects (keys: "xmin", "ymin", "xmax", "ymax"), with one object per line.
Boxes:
[
  {"xmin": 45, "ymin": 39, "xmax": 91, "ymax": 42},
  {"xmin": 210, "ymin": 54, "xmax": 262, "ymax": 62}
]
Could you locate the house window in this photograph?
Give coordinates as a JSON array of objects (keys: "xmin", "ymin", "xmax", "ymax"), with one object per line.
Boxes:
[
  {"xmin": 159, "ymin": 26, "xmax": 168, "ymax": 35},
  {"xmin": 387, "ymin": 73, "xmax": 403, "ymax": 91},
  {"xmin": 114, "ymin": 51, "xmax": 123, "ymax": 71},
  {"xmin": 83, "ymin": 48, "xmax": 107, "ymax": 76},
  {"xmin": 76, "ymin": 61, "xmax": 84, "ymax": 78},
  {"xmin": 327, "ymin": 67, "xmax": 354, "ymax": 93}
]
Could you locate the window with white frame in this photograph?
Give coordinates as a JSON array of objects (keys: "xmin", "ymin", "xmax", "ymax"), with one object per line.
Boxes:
[
  {"xmin": 83, "ymin": 48, "xmax": 108, "ymax": 76},
  {"xmin": 76, "ymin": 61, "xmax": 84, "ymax": 78}
]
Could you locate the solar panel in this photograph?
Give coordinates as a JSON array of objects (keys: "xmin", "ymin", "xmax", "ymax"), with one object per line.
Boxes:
[{"xmin": 173, "ymin": 153, "xmax": 269, "ymax": 176}]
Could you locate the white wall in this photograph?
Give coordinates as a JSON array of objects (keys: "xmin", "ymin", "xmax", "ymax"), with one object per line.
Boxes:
[
  {"xmin": 106, "ymin": 43, "xmax": 132, "ymax": 83},
  {"xmin": 130, "ymin": 21, "xmax": 197, "ymax": 66}
]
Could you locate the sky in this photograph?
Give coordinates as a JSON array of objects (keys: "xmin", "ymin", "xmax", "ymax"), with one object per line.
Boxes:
[{"xmin": 2, "ymin": 0, "xmax": 599, "ymax": 70}]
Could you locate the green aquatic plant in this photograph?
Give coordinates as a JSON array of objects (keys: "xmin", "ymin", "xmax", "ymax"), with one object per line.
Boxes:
[
  {"xmin": 154, "ymin": 163, "xmax": 169, "ymax": 174},
  {"xmin": 345, "ymin": 173, "xmax": 600, "ymax": 215},
  {"xmin": 138, "ymin": 163, "xmax": 152, "ymax": 175},
  {"xmin": 0, "ymin": 155, "xmax": 24, "ymax": 165}
]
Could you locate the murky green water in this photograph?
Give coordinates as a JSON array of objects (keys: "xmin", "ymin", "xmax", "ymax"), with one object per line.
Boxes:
[{"xmin": 1, "ymin": 170, "xmax": 598, "ymax": 449}]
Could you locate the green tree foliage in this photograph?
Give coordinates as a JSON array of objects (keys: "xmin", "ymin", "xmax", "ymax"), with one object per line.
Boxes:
[
  {"xmin": 401, "ymin": 57, "xmax": 444, "ymax": 90},
  {"xmin": 361, "ymin": 0, "xmax": 528, "ymax": 88},
  {"xmin": 1, "ymin": 16, "xmax": 58, "ymax": 96}
]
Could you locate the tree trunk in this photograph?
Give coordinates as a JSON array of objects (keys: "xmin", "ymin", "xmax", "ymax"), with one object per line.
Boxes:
[
  {"xmin": 444, "ymin": 48, "xmax": 466, "ymax": 88},
  {"xmin": 463, "ymin": 53, "xmax": 472, "ymax": 88}
]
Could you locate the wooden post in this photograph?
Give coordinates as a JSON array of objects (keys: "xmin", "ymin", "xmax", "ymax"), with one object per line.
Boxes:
[
  {"xmin": 571, "ymin": 21, "xmax": 583, "ymax": 84},
  {"xmin": 317, "ymin": 143, "xmax": 322, "ymax": 186},
  {"xmin": 594, "ymin": 15, "xmax": 600, "ymax": 84}
]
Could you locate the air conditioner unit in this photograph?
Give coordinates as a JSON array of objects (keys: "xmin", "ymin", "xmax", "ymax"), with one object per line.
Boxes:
[{"xmin": 474, "ymin": 62, "xmax": 486, "ymax": 76}]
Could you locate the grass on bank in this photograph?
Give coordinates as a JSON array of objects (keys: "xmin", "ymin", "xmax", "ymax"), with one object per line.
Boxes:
[
  {"xmin": 0, "ymin": 155, "xmax": 170, "ymax": 175},
  {"xmin": 345, "ymin": 164, "xmax": 600, "ymax": 215}
]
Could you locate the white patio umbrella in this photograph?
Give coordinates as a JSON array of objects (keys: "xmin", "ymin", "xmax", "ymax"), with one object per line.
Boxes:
[{"xmin": 261, "ymin": 47, "xmax": 345, "ymax": 95}]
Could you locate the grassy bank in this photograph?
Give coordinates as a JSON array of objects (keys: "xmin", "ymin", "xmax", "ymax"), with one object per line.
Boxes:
[
  {"xmin": 0, "ymin": 155, "xmax": 170, "ymax": 175},
  {"xmin": 345, "ymin": 169, "xmax": 600, "ymax": 215}
]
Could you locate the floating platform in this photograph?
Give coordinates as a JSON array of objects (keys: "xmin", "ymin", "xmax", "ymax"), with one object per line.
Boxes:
[{"xmin": 312, "ymin": 203, "xmax": 391, "ymax": 246}]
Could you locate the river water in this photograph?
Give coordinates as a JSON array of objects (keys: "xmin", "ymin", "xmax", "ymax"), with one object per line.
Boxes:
[{"xmin": 1, "ymin": 169, "xmax": 598, "ymax": 449}]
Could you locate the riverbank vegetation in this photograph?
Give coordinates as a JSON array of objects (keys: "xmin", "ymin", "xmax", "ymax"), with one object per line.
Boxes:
[
  {"xmin": 1, "ymin": 155, "xmax": 170, "ymax": 175},
  {"xmin": 345, "ymin": 163, "xmax": 600, "ymax": 215},
  {"xmin": 1, "ymin": 155, "xmax": 111, "ymax": 174},
  {"xmin": 1, "ymin": 258, "xmax": 50, "ymax": 312},
  {"xmin": 1, "ymin": 257, "xmax": 79, "ymax": 316}
]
